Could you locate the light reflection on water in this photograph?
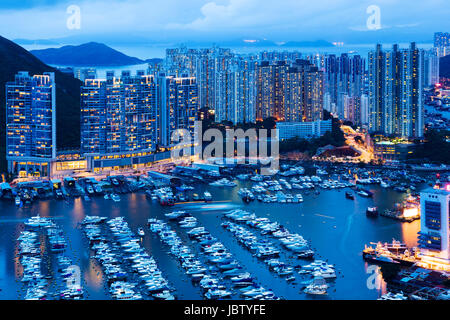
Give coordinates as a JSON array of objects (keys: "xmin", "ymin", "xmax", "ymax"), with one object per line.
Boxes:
[{"xmin": 85, "ymin": 259, "xmax": 104, "ymax": 291}]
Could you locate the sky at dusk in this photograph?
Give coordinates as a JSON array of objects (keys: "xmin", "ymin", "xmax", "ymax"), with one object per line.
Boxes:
[{"xmin": 1, "ymin": 0, "xmax": 449, "ymax": 45}]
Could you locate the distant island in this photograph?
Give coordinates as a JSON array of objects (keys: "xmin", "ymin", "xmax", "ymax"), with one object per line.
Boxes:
[
  {"xmin": 30, "ymin": 42, "xmax": 145, "ymax": 67},
  {"xmin": 281, "ymin": 40, "xmax": 335, "ymax": 47}
]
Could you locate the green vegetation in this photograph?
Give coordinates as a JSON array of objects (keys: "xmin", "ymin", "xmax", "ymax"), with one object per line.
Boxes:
[
  {"xmin": 408, "ymin": 129, "xmax": 450, "ymax": 164},
  {"xmin": 201, "ymin": 112, "xmax": 345, "ymax": 157},
  {"xmin": 0, "ymin": 35, "xmax": 82, "ymax": 173},
  {"xmin": 31, "ymin": 42, "xmax": 144, "ymax": 67}
]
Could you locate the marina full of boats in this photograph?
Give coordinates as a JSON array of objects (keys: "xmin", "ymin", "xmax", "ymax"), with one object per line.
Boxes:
[
  {"xmin": 2, "ymin": 160, "xmax": 448, "ymax": 300},
  {"xmin": 222, "ymin": 209, "xmax": 337, "ymax": 294},
  {"xmin": 1, "ymin": 160, "xmax": 440, "ymax": 210},
  {"xmin": 151, "ymin": 211, "xmax": 280, "ymax": 300},
  {"xmin": 82, "ymin": 216, "xmax": 174, "ymax": 300}
]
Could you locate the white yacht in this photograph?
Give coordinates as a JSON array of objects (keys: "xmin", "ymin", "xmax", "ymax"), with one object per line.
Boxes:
[{"xmin": 303, "ymin": 277, "xmax": 328, "ymax": 295}]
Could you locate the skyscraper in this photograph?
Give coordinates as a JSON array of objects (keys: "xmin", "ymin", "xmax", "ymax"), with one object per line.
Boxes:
[
  {"xmin": 256, "ymin": 59, "xmax": 323, "ymax": 123},
  {"xmin": 214, "ymin": 58, "xmax": 257, "ymax": 125},
  {"xmin": 324, "ymin": 54, "xmax": 365, "ymax": 124},
  {"xmin": 158, "ymin": 75, "xmax": 199, "ymax": 146},
  {"xmin": 424, "ymin": 49, "xmax": 440, "ymax": 86},
  {"xmin": 368, "ymin": 44, "xmax": 384, "ymax": 133},
  {"xmin": 6, "ymin": 72, "xmax": 56, "ymax": 177},
  {"xmin": 81, "ymin": 71, "xmax": 158, "ymax": 155},
  {"xmin": 434, "ymin": 32, "xmax": 450, "ymax": 58},
  {"xmin": 368, "ymin": 43, "xmax": 424, "ymax": 138}
]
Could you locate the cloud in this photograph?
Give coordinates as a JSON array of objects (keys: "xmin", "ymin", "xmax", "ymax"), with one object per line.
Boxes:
[{"xmin": 0, "ymin": 0, "xmax": 449, "ymax": 42}]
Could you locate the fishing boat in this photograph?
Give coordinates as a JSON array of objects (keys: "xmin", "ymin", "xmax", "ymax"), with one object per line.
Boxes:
[
  {"xmin": 165, "ymin": 211, "xmax": 187, "ymax": 220},
  {"xmin": 138, "ymin": 228, "xmax": 145, "ymax": 237},
  {"xmin": 204, "ymin": 191, "xmax": 212, "ymax": 202},
  {"xmin": 86, "ymin": 185, "xmax": 95, "ymax": 195},
  {"xmin": 362, "ymin": 252, "xmax": 400, "ymax": 265},
  {"xmin": 111, "ymin": 194, "xmax": 121, "ymax": 202},
  {"xmin": 303, "ymin": 276, "xmax": 328, "ymax": 295},
  {"xmin": 297, "ymin": 249, "xmax": 315, "ymax": 260},
  {"xmin": 345, "ymin": 191, "xmax": 354, "ymax": 200},
  {"xmin": 366, "ymin": 207, "xmax": 378, "ymax": 218},
  {"xmin": 209, "ymin": 178, "xmax": 236, "ymax": 187},
  {"xmin": 357, "ymin": 190, "xmax": 370, "ymax": 197},
  {"xmin": 15, "ymin": 196, "xmax": 21, "ymax": 206}
]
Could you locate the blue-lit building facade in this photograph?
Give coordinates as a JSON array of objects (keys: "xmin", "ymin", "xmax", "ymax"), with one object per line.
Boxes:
[
  {"xmin": 6, "ymin": 71, "xmax": 56, "ymax": 177},
  {"xmin": 277, "ymin": 119, "xmax": 332, "ymax": 140},
  {"xmin": 80, "ymin": 71, "xmax": 160, "ymax": 172},
  {"xmin": 80, "ymin": 71, "xmax": 198, "ymax": 173},
  {"xmin": 418, "ymin": 187, "xmax": 450, "ymax": 271},
  {"xmin": 368, "ymin": 43, "xmax": 424, "ymax": 139},
  {"xmin": 256, "ymin": 59, "xmax": 324, "ymax": 123},
  {"xmin": 158, "ymin": 75, "xmax": 199, "ymax": 146}
]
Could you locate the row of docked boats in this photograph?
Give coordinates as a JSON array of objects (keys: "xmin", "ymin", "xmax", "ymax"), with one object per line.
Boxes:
[
  {"xmin": 18, "ymin": 216, "xmax": 84, "ymax": 300},
  {"xmin": 223, "ymin": 210, "xmax": 312, "ymax": 258},
  {"xmin": 241, "ymin": 186, "xmax": 304, "ymax": 204},
  {"xmin": 162, "ymin": 211, "xmax": 280, "ymax": 300},
  {"xmin": 149, "ymin": 187, "xmax": 213, "ymax": 205},
  {"xmin": 378, "ymin": 292, "xmax": 408, "ymax": 300},
  {"xmin": 46, "ymin": 222, "xmax": 84, "ymax": 300},
  {"xmin": 82, "ymin": 217, "xmax": 142, "ymax": 300},
  {"xmin": 17, "ymin": 230, "xmax": 47, "ymax": 300},
  {"xmin": 221, "ymin": 221, "xmax": 296, "ymax": 281},
  {"xmin": 106, "ymin": 217, "xmax": 175, "ymax": 300},
  {"xmin": 148, "ymin": 218, "xmax": 232, "ymax": 299},
  {"xmin": 222, "ymin": 210, "xmax": 336, "ymax": 294}
]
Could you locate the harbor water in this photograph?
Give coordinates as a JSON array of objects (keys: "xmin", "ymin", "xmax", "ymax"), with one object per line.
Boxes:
[{"xmin": 0, "ymin": 182, "xmax": 420, "ymax": 300}]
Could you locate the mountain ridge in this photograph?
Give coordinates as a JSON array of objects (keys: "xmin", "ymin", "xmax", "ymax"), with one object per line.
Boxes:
[
  {"xmin": 30, "ymin": 42, "xmax": 145, "ymax": 67},
  {"xmin": 0, "ymin": 35, "xmax": 81, "ymax": 173}
]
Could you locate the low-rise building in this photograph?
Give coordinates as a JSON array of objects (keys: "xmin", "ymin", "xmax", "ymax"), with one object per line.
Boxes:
[
  {"xmin": 417, "ymin": 187, "xmax": 450, "ymax": 272},
  {"xmin": 374, "ymin": 141, "xmax": 416, "ymax": 162},
  {"xmin": 277, "ymin": 119, "xmax": 332, "ymax": 140}
]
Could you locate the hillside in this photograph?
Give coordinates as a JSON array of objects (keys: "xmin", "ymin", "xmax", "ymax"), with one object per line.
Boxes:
[
  {"xmin": 440, "ymin": 55, "xmax": 450, "ymax": 79},
  {"xmin": 30, "ymin": 42, "xmax": 144, "ymax": 66},
  {"xmin": 0, "ymin": 35, "xmax": 81, "ymax": 173}
]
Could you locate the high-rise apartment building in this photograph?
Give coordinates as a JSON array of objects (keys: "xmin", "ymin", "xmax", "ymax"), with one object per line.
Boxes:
[
  {"xmin": 6, "ymin": 72, "xmax": 56, "ymax": 177},
  {"xmin": 158, "ymin": 75, "xmax": 199, "ymax": 147},
  {"xmin": 434, "ymin": 32, "xmax": 450, "ymax": 58},
  {"xmin": 424, "ymin": 49, "xmax": 440, "ymax": 86},
  {"xmin": 256, "ymin": 59, "xmax": 323, "ymax": 122},
  {"xmin": 324, "ymin": 54, "xmax": 365, "ymax": 124},
  {"xmin": 214, "ymin": 58, "xmax": 257, "ymax": 125},
  {"xmin": 368, "ymin": 43, "xmax": 424, "ymax": 138},
  {"xmin": 81, "ymin": 71, "xmax": 158, "ymax": 155}
]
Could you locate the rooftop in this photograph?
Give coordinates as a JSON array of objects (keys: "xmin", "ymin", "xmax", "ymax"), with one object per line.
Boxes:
[{"xmin": 421, "ymin": 187, "xmax": 450, "ymax": 196}]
